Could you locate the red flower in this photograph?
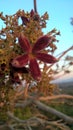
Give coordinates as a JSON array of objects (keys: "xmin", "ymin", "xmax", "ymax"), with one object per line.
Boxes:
[
  {"xmin": 21, "ymin": 9, "xmax": 39, "ymax": 25},
  {"xmin": 12, "ymin": 34, "xmax": 57, "ymax": 80},
  {"xmin": 21, "ymin": 16, "xmax": 29, "ymax": 25}
]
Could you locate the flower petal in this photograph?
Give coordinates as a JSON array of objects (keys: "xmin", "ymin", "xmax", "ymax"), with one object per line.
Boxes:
[
  {"xmin": 29, "ymin": 58, "xmax": 41, "ymax": 80},
  {"xmin": 32, "ymin": 35, "xmax": 51, "ymax": 53},
  {"xmin": 30, "ymin": 9, "xmax": 35, "ymax": 17},
  {"xmin": 19, "ymin": 33, "xmax": 31, "ymax": 53},
  {"xmin": 21, "ymin": 16, "xmax": 29, "ymax": 25},
  {"xmin": 11, "ymin": 54, "xmax": 29, "ymax": 68},
  {"xmin": 36, "ymin": 52, "xmax": 57, "ymax": 63}
]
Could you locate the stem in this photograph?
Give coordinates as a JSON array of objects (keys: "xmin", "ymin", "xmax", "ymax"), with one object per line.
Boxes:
[
  {"xmin": 33, "ymin": 100, "xmax": 73, "ymax": 124},
  {"xmin": 33, "ymin": 0, "xmax": 37, "ymax": 13},
  {"xmin": 57, "ymin": 45, "xmax": 73, "ymax": 60},
  {"xmin": 48, "ymin": 45, "xmax": 73, "ymax": 69}
]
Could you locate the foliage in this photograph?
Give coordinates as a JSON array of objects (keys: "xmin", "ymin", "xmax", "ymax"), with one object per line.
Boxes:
[
  {"xmin": 0, "ymin": 2, "xmax": 73, "ymax": 130},
  {"xmin": 0, "ymin": 9, "xmax": 59, "ymax": 105}
]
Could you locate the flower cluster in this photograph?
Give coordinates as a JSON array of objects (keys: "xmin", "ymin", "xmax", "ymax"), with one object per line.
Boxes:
[
  {"xmin": 21, "ymin": 9, "xmax": 40, "ymax": 25},
  {"xmin": 12, "ymin": 33, "xmax": 57, "ymax": 80}
]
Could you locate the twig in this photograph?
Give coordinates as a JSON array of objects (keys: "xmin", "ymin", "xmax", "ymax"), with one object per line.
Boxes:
[
  {"xmin": 57, "ymin": 45, "xmax": 73, "ymax": 60},
  {"xmin": 0, "ymin": 124, "xmax": 15, "ymax": 130},
  {"xmin": 48, "ymin": 45, "xmax": 73, "ymax": 69},
  {"xmin": 7, "ymin": 111, "xmax": 27, "ymax": 123},
  {"xmin": 15, "ymin": 99, "xmax": 32, "ymax": 108},
  {"xmin": 39, "ymin": 94, "xmax": 73, "ymax": 101},
  {"xmin": 14, "ymin": 98, "xmax": 73, "ymax": 124},
  {"xmin": 27, "ymin": 125, "xmax": 32, "ymax": 130},
  {"xmin": 8, "ymin": 125, "xmax": 15, "ymax": 130},
  {"xmin": 7, "ymin": 111, "xmax": 43, "ymax": 125},
  {"xmin": 33, "ymin": 0, "xmax": 37, "ymax": 13},
  {"xmin": 33, "ymin": 100, "xmax": 73, "ymax": 124},
  {"xmin": 6, "ymin": 111, "xmax": 71, "ymax": 130},
  {"xmin": 15, "ymin": 94, "xmax": 73, "ymax": 108}
]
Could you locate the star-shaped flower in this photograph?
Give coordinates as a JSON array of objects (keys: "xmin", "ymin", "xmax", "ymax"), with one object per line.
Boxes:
[{"xmin": 12, "ymin": 34, "xmax": 57, "ymax": 80}]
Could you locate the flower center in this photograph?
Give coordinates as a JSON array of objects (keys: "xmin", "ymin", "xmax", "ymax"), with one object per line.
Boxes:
[{"xmin": 29, "ymin": 53, "xmax": 35, "ymax": 60}]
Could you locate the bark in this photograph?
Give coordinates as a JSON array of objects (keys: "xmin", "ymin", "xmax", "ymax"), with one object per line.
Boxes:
[
  {"xmin": 15, "ymin": 99, "xmax": 32, "ymax": 108},
  {"xmin": 39, "ymin": 94, "xmax": 73, "ymax": 101},
  {"xmin": 34, "ymin": 0, "xmax": 37, "ymax": 13},
  {"xmin": 14, "ymin": 95, "xmax": 73, "ymax": 125},
  {"xmin": 15, "ymin": 98, "xmax": 73, "ymax": 124},
  {"xmin": 33, "ymin": 100, "xmax": 73, "ymax": 124},
  {"xmin": 6, "ymin": 111, "xmax": 70, "ymax": 130}
]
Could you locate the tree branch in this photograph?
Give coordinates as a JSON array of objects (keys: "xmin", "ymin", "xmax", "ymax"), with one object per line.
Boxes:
[
  {"xmin": 33, "ymin": 0, "xmax": 37, "ymax": 13},
  {"xmin": 14, "ymin": 95, "xmax": 73, "ymax": 124},
  {"xmin": 33, "ymin": 100, "xmax": 73, "ymax": 124},
  {"xmin": 57, "ymin": 45, "xmax": 73, "ymax": 60},
  {"xmin": 15, "ymin": 99, "xmax": 32, "ymax": 108},
  {"xmin": 39, "ymin": 94, "xmax": 73, "ymax": 101}
]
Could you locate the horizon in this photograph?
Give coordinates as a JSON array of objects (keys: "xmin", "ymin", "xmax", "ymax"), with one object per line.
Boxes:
[{"xmin": 51, "ymin": 71, "xmax": 73, "ymax": 84}]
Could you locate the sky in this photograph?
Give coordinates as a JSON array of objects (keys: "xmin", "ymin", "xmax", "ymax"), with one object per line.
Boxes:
[{"xmin": 0, "ymin": 0, "xmax": 73, "ymax": 76}]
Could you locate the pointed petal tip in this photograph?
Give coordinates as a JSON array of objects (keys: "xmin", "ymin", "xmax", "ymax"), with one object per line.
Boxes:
[
  {"xmin": 32, "ymin": 35, "xmax": 51, "ymax": 53},
  {"xmin": 11, "ymin": 59, "xmax": 20, "ymax": 68},
  {"xmin": 19, "ymin": 33, "xmax": 31, "ymax": 53},
  {"xmin": 36, "ymin": 52, "xmax": 57, "ymax": 64},
  {"xmin": 11, "ymin": 55, "xmax": 29, "ymax": 68},
  {"xmin": 21, "ymin": 16, "xmax": 29, "ymax": 25},
  {"xmin": 29, "ymin": 58, "xmax": 41, "ymax": 81},
  {"xmin": 30, "ymin": 9, "xmax": 35, "ymax": 17}
]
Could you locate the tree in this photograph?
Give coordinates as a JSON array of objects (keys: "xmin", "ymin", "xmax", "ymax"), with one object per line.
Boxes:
[{"xmin": 0, "ymin": 0, "xmax": 73, "ymax": 129}]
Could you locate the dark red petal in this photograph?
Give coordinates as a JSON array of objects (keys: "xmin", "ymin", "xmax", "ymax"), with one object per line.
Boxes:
[
  {"xmin": 30, "ymin": 9, "xmax": 35, "ymax": 17},
  {"xmin": 36, "ymin": 52, "xmax": 57, "ymax": 63},
  {"xmin": 21, "ymin": 16, "xmax": 29, "ymax": 25},
  {"xmin": 29, "ymin": 58, "xmax": 41, "ymax": 80},
  {"xmin": 11, "ymin": 54, "xmax": 29, "ymax": 68},
  {"xmin": 32, "ymin": 35, "xmax": 51, "ymax": 53},
  {"xmin": 19, "ymin": 33, "xmax": 31, "ymax": 53}
]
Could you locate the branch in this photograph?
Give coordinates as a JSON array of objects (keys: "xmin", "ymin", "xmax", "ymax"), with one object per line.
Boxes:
[
  {"xmin": 15, "ymin": 94, "xmax": 73, "ymax": 108},
  {"xmin": 15, "ymin": 99, "xmax": 32, "ymax": 108},
  {"xmin": 33, "ymin": 100, "xmax": 73, "ymax": 124},
  {"xmin": 57, "ymin": 45, "xmax": 73, "ymax": 60},
  {"xmin": 7, "ymin": 111, "xmax": 44, "ymax": 126},
  {"xmin": 39, "ymin": 94, "xmax": 73, "ymax": 101},
  {"xmin": 14, "ymin": 95, "xmax": 73, "ymax": 125},
  {"xmin": 7, "ymin": 111, "xmax": 70, "ymax": 130},
  {"xmin": 48, "ymin": 45, "xmax": 73, "ymax": 69},
  {"xmin": 33, "ymin": 0, "xmax": 37, "ymax": 13},
  {"xmin": 0, "ymin": 124, "xmax": 14, "ymax": 130}
]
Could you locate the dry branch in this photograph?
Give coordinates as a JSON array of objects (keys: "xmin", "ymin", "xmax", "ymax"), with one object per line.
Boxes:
[
  {"xmin": 57, "ymin": 45, "xmax": 73, "ymax": 60},
  {"xmin": 14, "ymin": 97, "xmax": 73, "ymax": 125},
  {"xmin": 6, "ymin": 111, "xmax": 70, "ymax": 130},
  {"xmin": 33, "ymin": 100, "xmax": 73, "ymax": 124},
  {"xmin": 15, "ymin": 99, "xmax": 32, "ymax": 108},
  {"xmin": 39, "ymin": 94, "xmax": 73, "ymax": 101}
]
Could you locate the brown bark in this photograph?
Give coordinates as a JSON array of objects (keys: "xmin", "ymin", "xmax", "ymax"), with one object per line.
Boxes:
[
  {"xmin": 34, "ymin": 0, "xmax": 37, "ymax": 13},
  {"xmin": 15, "ymin": 97, "xmax": 73, "ymax": 125},
  {"xmin": 39, "ymin": 94, "xmax": 73, "ymax": 101},
  {"xmin": 33, "ymin": 100, "xmax": 73, "ymax": 124},
  {"xmin": 6, "ymin": 111, "xmax": 70, "ymax": 130}
]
